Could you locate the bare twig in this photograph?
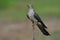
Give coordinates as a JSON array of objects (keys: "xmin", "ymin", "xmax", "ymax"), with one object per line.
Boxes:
[{"xmin": 32, "ymin": 24, "xmax": 36, "ymax": 40}]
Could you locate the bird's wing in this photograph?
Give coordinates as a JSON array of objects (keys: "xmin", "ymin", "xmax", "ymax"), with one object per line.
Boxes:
[{"xmin": 34, "ymin": 13, "xmax": 47, "ymax": 28}]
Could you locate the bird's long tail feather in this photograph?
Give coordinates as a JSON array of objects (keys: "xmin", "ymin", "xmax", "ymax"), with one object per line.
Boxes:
[
  {"xmin": 37, "ymin": 23, "xmax": 50, "ymax": 36},
  {"xmin": 40, "ymin": 21, "xmax": 47, "ymax": 28}
]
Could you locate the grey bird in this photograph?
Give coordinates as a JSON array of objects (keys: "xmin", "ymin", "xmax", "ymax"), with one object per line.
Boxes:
[{"xmin": 27, "ymin": 4, "xmax": 50, "ymax": 36}]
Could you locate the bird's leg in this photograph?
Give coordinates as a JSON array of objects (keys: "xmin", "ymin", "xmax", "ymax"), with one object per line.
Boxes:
[{"xmin": 32, "ymin": 23, "xmax": 36, "ymax": 40}]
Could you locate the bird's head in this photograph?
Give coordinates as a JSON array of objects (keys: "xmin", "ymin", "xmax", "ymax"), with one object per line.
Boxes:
[{"xmin": 27, "ymin": 4, "xmax": 33, "ymax": 9}]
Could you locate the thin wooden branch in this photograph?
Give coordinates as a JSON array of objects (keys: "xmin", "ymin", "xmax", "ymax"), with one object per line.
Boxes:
[{"xmin": 32, "ymin": 24, "xmax": 36, "ymax": 40}]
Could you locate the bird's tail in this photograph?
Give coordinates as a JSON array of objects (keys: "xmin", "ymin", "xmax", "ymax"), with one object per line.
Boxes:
[{"xmin": 37, "ymin": 23, "xmax": 50, "ymax": 36}]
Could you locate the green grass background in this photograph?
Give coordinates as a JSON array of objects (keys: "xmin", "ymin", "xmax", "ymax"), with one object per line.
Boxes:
[{"xmin": 0, "ymin": 0, "xmax": 60, "ymax": 21}]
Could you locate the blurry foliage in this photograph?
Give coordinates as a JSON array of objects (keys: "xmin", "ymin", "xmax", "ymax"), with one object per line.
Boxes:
[
  {"xmin": 0, "ymin": 0, "xmax": 60, "ymax": 20},
  {"xmin": 0, "ymin": 0, "xmax": 11, "ymax": 9},
  {"xmin": 0, "ymin": 0, "xmax": 60, "ymax": 10},
  {"xmin": 0, "ymin": 0, "xmax": 19, "ymax": 9}
]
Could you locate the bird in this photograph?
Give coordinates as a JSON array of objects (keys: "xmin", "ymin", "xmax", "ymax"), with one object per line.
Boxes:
[{"xmin": 26, "ymin": 4, "xmax": 50, "ymax": 36}]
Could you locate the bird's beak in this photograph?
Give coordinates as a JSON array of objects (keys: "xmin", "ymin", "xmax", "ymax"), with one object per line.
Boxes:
[{"xmin": 27, "ymin": 4, "xmax": 29, "ymax": 9}]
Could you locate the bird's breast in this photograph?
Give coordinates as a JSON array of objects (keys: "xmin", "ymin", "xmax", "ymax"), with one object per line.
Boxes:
[
  {"xmin": 28, "ymin": 9, "xmax": 37, "ymax": 23},
  {"xmin": 28, "ymin": 11, "xmax": 34, "ymax": 18},
  {"xmin": 28, "ymin": 13, "xmax": 37, "ymax": 23}
]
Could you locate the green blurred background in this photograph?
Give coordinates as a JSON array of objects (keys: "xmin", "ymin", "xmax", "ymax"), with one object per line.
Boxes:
[
  {"xmin": 0, "ymin": 0, "xmax": 60, "ymax": 40},
  {"xmin": 0, "ymin": 0, "xmax": 60, "ymax": 21}
]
